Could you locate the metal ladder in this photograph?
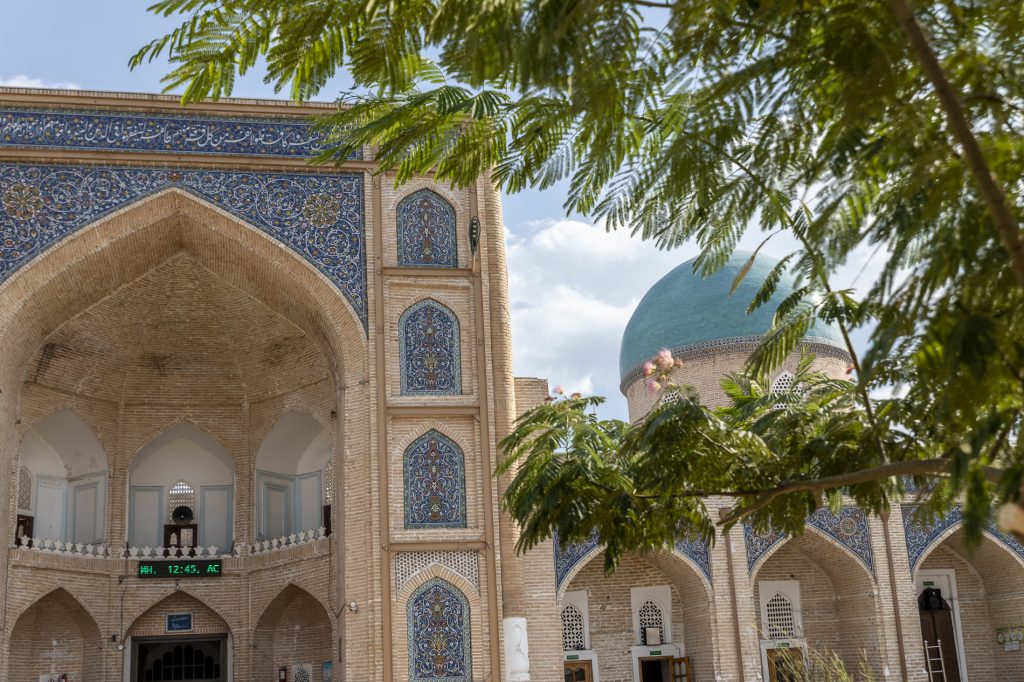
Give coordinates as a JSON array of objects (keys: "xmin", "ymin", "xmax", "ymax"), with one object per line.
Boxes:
[{"xmin": 923, "ymin": 639, "xmax": 946, "ymax": 681}]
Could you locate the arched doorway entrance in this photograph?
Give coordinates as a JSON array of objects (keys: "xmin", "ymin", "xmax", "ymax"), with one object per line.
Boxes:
[
  {"xmin": 915, "ymin": 527, "xmax": 1024, "ymax": 681},
  {"xmin": 127, "ymin": 591, "xmax": 233, "ymax": 682},
  {"xmin": 9, "ymin": 588, "xmax": 103, "ymax": 681}
]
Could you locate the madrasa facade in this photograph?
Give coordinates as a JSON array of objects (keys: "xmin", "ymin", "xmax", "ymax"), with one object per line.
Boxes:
[{"xmin": 0, "ymin": 88, "xmax": 1020, "ymax": 682}]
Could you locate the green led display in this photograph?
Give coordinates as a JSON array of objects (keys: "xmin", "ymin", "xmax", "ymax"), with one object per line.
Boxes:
[{"xmin": 137, "ymin": 559, "xmax": 222, "ymax": 578}]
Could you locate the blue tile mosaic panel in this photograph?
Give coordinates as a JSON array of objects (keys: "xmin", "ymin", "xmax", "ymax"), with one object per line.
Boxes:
[
  {"xmin": 408, "ymin": 577, "xmax": 472, "ymax": 682},
  {"xmin": 0, "ymin": 107, "xmax": 362, "ymax": 159},
  {"xmin": 404, "ymin": 430, "xmax": 467, "ymax": 529},
  {"xmin": 807, "ymin": 507, "xmax": 874, "ymax": 573},
  {"xmin": 745, "ymin": 507, "xmax": 875, "ymax": 574},
  {"xmin": 674, "ymin": 534, "xmax": 713, "ymax": 584},
  {"xmin": 0, "ymin": 163, "xmax": 367, "ymax": 327},
  {"xmin": 553, "ymin": 530, "xmax": 601, "ymax": 593},
  {"xmin": 901, "ymin": 504, "xmax": 1024, "ymax": 571},
  {"xmin": 399, "ymin": 299, "xmax": 462, "ymax": 395},
  {"xmin": 553, "ymin": 529, "xmax": 713, "ymax": 591},
  {"xmin": 397, "ymin": 189, "xmax": 457, "ymax": 268},
  {"xmin": 743, "ymin": 523, "xmax": 787, "ymax": 573}
]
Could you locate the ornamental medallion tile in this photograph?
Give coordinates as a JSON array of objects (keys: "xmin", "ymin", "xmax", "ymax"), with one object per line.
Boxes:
[
  {"xmin": 0, "ymin": 107, "xmax": 362, "ymax": 159},
  {"xmin": 0, "ymin": 163, "xmax": 367, "ymax": 327}
]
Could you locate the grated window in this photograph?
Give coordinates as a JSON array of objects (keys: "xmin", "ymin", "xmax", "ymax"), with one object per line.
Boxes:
[
  {"xmin": 770, "ymin": 371, "xmax": 797, "ymax": 410},
  {"xmin": 638, "ymin": 600, "xmax": 664, "ymax": 644},
  {"xmin": 17, "ymin": 466, "xmax": 32, "ymax": 511},
  {"xmin": 561, "ymin": 604, "xmax": 586, "ymax": 651},
  {"xmin": 395, "ymin": 550, "xmax": 479, "ymax": 590},
  {"xmin": 168, "ymin": 480, "xmax": 196, "ymax": 521},
  {"xmin": 766, "ymin": 592, "xmax": 796, "ymax": 638},
  {"xmin": 323, "ymin": 458, "xmax": 335, "ymax": 505}
]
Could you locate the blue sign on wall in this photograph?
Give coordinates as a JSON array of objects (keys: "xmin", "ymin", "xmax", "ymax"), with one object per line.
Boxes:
[{"xmin": 166, "ymin": 613, "xmax": 193, "ymax": 632}]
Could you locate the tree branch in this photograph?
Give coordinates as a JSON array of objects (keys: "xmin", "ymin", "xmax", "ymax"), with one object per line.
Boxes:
[
  {"xmin": 717, "ymin": 458, "xmax": 1004, "ymax": 526},
  {"xmin": 885, "ymin": 0, "xmax": 1024, "ymax": 288}
]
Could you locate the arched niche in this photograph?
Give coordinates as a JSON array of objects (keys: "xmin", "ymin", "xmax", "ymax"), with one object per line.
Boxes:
[
  {"xmin": 915, "ymin": 527, "xmax": 1024, "ymax": 682},
  {"xmin": 9, "ymin": 588, "xmax": 103, "ymax": 681},
  {"xmin": 751, "ymin": 531, "xmax": 882, "ymax": 680},
  {"xmin": 560, "ymin": 549, "xmax": 716, "ymax": 681},
  {"xmin": 253, "ymin": 584, "xmax": 333, "ymax": 676},
  {"xmin": 16, "ymin": 410, "xmax": 107, "ymax": 544},
  {"xmin": 128, "ymin": 423, "xmax": 234, "ymax": 551},
  {"xmin": 255, "ymin": 411, "xmax": 333, "ymax": 540},
  {"xmin": 0, "ymin": 191, "xmax": 370, "ymax": 553}
]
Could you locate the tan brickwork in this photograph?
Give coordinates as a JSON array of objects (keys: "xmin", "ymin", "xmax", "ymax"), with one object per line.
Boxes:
[{"xmin": 0, "ymin": 87, "xmax": 1018, "ymax": 682}]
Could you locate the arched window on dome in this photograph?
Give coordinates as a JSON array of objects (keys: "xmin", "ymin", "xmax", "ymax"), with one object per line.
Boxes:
[
  {"xmin": 397, "ymin": 189, "xmax": 457, "ymax": 268},
  {"xmin": 407, "ymin": 577, "xmax": 472, "ymax": 682},
  {"xmin": 404, "ymin": 430, "xmax": 467, "ymax": 529},
  {"xmin": 770, "ymin": 371, "xmax": 798, "ymax": 410},
  {"xmin": 399, "ymin": 299, "xmax": 462, "ymax": 395}
]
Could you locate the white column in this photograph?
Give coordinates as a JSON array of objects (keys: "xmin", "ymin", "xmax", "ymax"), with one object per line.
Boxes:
[{"xmin": 503, "ymin": 616, "xmax": 531, "ymax": 681}]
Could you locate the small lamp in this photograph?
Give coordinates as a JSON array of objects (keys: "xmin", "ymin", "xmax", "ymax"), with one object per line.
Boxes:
[{"xmin": 469, "ymin": 216, "xmax": 481, "ymax": 255}]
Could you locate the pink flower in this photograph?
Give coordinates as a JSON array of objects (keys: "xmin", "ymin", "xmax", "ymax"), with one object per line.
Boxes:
[
  {"xmin": 646, "ymin": 379, "xmax": 662, "ymax": 394},
  {"xmin": 570, "ymin": 392, "xmax": 582, "ymax": 399},
  {"xmin": 642, "ymin": 361, "xmax": 656, "ymax": 377},
  {"xmin": 553, "ymin": 385, "xmax": 565, "ymax": 395},
  {"xmin": 656, "ymin": 348, "xmax": 674, "ymax": 371}
]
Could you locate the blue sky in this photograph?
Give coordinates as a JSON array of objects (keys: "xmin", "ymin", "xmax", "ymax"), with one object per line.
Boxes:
[{"xmin": 0, "ymin": 3, "xmax": 877, "ymax": 419}]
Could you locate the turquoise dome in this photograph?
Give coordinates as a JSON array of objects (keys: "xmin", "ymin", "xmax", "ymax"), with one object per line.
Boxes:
[{"xmin": 619, "ymin": 251, "xmax": 846, "ymax": 382}]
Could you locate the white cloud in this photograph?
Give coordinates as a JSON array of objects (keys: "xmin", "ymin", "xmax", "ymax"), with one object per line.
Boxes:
[
  {"xmin": 504, "ymin": 216, "xmax": 890, "ymax": 420},
  {"xmin": 0, "ymin": 74, "xmax": 80, "ymax": 89},
  {"xmin": 506, "ymin": 218, "xmax": 688, "ymax": 417}
]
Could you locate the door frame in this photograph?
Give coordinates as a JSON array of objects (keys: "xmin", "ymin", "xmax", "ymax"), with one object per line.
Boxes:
[
  {"xmin": 129, "ymin": 633, "xmax": 230, "ymax": 682},
  {"xmin": 917, "ymin": 568, "xmax": 969, "ymax": 682},
  {"xmin": 759, "ymin": 639, "xmax": 808, "ymax": 682},
  {"xmin": 563, "ymin": 659, "xmax": 594, "ymax": 682},
  {"xmin": 564, "ymin": 650, "xmax": 600, "ymax": 682}
]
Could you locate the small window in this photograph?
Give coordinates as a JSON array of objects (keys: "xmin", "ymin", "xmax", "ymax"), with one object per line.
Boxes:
[
  {"xmin": 638, "ymin": 599, "xmax": 665, "ymax": 644},
  {"xmin": 323, "ymin": 458, "xmax": 335, "ymax": 505},
  {"xmin": 759, "ymin": 580, "xmax": 802, "ymax": 640},
  {"xmin": 168, "ymin": 480, "xmax": 196, "ymax": 521},
  {"xmin": 765, "ymin": 593, "xmax": 796, "ymax": 638},
  {"xmin": 17, "ymin": 466, "xmax": 32, "ymax": 511},
  {"xmin": 561, "ymin": 604, "xmax": 586, "ymax": 651}
]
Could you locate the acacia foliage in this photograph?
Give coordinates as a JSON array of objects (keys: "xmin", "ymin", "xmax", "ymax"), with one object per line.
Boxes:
[{"xmin": 134, "ymin": 0, "xmax": 1024, "ymax": 551}]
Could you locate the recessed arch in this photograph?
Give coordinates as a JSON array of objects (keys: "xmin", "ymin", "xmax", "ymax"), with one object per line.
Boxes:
[
  {"xmin": 253, "ymin": 583, "xmax": 334, "ymax": 675},
  {"xmin": 561, "ymin": 548, "xmax": 718, "ymax": 681},
  {"xmin": 751, "ymin": 529, "xmax": 883, "ymax": 678},
  {"xmin": 0, "ymin": 189, "xmax": 368, "ymax": 394},
  {"xmin": 403, "ymin": 429, "xmax": 467, "ymax": 529},
  {"xmin": 16, "ymin": 409, "xmax": 108, "ymax": 544},
  {"xmin": 255, "ymin": 411, "xmax": 334, "ymax": 539},
  {"xmin": 9, "ymin": 588, "xmax": 103, "ymax": 681}
]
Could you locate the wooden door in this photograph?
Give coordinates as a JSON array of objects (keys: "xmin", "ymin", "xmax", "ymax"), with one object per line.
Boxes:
[
  {"xmin": 919, "ymin": 588, "xmax": 962, "ymax": 682},
  {"xmin": 767, "ymin": 647, "xmax": 805, "ymax": 682},
  {"xmin": 671, "ymin": 656, "xmax": 692, "ymax": 681},
  {"xmin": 563, "ymin": 661, "xmax": 592, "ymax": 682}
]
